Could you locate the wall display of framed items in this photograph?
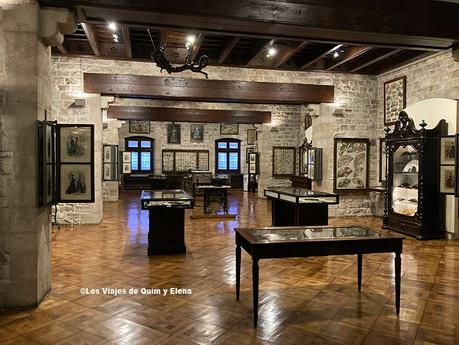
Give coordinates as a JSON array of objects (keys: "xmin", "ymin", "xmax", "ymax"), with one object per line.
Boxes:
[
  {"xmin": 272, "ymin": 146, "xmax": 296, "ymax": 177},
  {"xmin": 299, "ymin": 145, "xmax": 322, "ymax": 180},
  {"xmin": 129, "ymin": 120, "xmax": 150, "ymax": 134},
  {"xmin": 379, "ymin": 139, "xmax": 387, "ymax": 182},
  {"xmin": 122, "ymin": 151, "xmax": 131, "ymax": 174},
  {"xmin": 103, "ymin": 145, "xmax": 119, "ymax": 181},
  {"xmin": 438, "ymin": 135, "xmax": 455, "ymax": 195},
  {"xmin": 220, "ymin": 123, "xmax": 239, "ymax": 135},
  {"xmin": 247, "ymin": 128, "xmax": 257, "ymax": 145},
  {"xmin": 383, "ymin": 111, "xmax": 447, "ymax": 239},
  {"xmin": 384, "ymin": 76, "xmax": 406, "ymax": 125},
  {"xmin": 246, "ymin": 147, "xmax": 255, "ymax": 163},
  {"xmin": 162, "ymin": 149, "xmax": 209, "ymax": 173},
  {"xmin": 167, "ymin": 123, "xmax": 181, "ymax": 144},
  {"xmin": 333, "ymin": 138, "xmax": 369, "ymax": 191},
  {"xmin": 190, "ymin": 124, "xmax": 204, "ymax": 142},
  {"xmin": 248, "ymin": 152, "xmax": 259, "ymax": 175},
  {"xmin": 57, "ymin": 124, "xmax": 95, "ymax": 202}
]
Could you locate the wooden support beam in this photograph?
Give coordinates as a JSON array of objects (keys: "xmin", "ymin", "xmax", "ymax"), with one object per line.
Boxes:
[
  {"xmin": 84, "ymin": 73, "xmax": 334, "ymax": 104},
  {"xmin": 365, "ymin": 50, "xmax": 433, "ymax": 75},
  {"xmin": 217, "ymin": 37, "xmax": 239, "ymax": 64},
  {"xmin": 81, "ymin": 22, "xmax": 100, "ymax": 56},
  {"xmin": 350, "ymin": 49, "xmax": 402, "ymax": 73},
  {"xmin": 160, "ymin": 29, "xmax": 168, "ymax": 48},
  {"xmin": 300, "ymin": 44, "xmax": 341, "ymax": 69},
  {"xmin": 189, "ymin": 33, "xmax": 204, "ymax": 62},
  {"xmin": 247, "ymin": 39, "xmax": 275, "ymax": 66},
  {"xmin": 108, "ymin": 106, "xmax": 271, "ymax": 123},
  {"xmin": 325, "ymin": 46, "xmax": 372, "ymax": 71},
  {"xmin": 56, "ymin": 43, "xmax": 67, "ymax": 54},
  {"xmin": 122, "ymin": 25, "xmax": 132, "ymax": 58},
  {"xmin": 273, "ymin": 42, "xmax": 308, "ymax": 68}
]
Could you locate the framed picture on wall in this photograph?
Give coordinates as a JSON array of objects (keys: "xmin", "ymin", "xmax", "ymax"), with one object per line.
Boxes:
[
  {"xmin": 59, "ymin": 125, "xmax": 93, "ymax": 163},
  {"xmin": 379, "ymin": 139, "xmax": 387, "ymax": 182},
  {"xmin": 272, "ymin": 146, "xmax": 296, "ymax": 177},
  {"xmin": 59, "ymin": 163, "xmax": 94, "ymax": 202},
  {"xmin": 246, "ymin": 147, "xmax": 255, "ymax": 163},
  {"xmin": 190, "ymin": 124, "xmax": 204, "ymax": 142},
  {"xmin": 440, "ymin": 165, "xmax": 455, "ymax": 194},
  {"xmin": 247, "ymin": 128, "xmax": 257, "ymax": 145},
  {"xmin": 122, "ymin": 152, "xmax": 131, "ymax": 163},
  {"xmin": 129, "ymin": 120, "xmax": 150, "ymax": 134},
  {"xmin": 123, "ymin": 162, "xmax": 132, "ymax": 174},
  {"xmin": 384, "ymin": 76, "xmax": 406, "ymax": 125},
  {"xmin": 220, "ymin": 123, "xmax": 239, "ymax": 135},
  {"xmin": 440, "ymin": 135, "xmax": 455, "ymax": 165},
  {"xmin": 104, "ymin": 145, "xmax": 112, "ymax": 163},
  {"xmin": 334, "ymin": 138, "xmax": 369, "ymax": 191},
  {"xmin": 167, "ymin": 123, "xmax": 181, "ymax": 144}
]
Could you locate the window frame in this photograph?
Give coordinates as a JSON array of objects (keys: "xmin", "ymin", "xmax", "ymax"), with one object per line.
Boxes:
[
  {"xmin": 124, "ymin": 136, "xmax": 154, "ymax": 174},
  {"xmin": 215, "ymin": 138, "xmax": 241, "ymax": 174}
]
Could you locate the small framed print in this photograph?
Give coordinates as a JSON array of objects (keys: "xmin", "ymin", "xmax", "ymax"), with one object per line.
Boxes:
[
  {"xmin": 384, "ymin": 76, "xmax": 406, "ymax": 125},
  {"xmin": 440, "ymin": 165, "xmax": 455, "ymax": 194},
  {"xmin": 122, "ymin": 152, "xmax": 131, "ymax": 163},
  {"xmin": 167, "ymin": 123, "xmax": 181, "ymax": 144},
  {"xmin": 59, "ymin": 164, "xmax": 94, "ymax": 202},
  {"xmin": 220, "ymin": 123, "xmax": 239, "ymax": 135},
  {"xmin": 129, "ymin": 120, "xmax": 150, "ymax": 134},
  {"xmin": 249, "ymin": 163, "xmax": 256, "ymax": 174},
  {"xmin": 59, "ymin": 125, "xmax": 93, "ymax": 163},
  {"xmin": 103, "ymin": 145, "xmax": 112, "ymax": 163},
  {"xmin": 103, "ymin": 163, "xmax": 112, "ymax": 180},
  {"xmin": 246, "ymin": 147, "xmax": 255, "ymax": 163},
  {"xmin": 190, "ymin": 124, "xmax": 204, "ymax": 142},
  {"xmin": 123, "ymin": 162, "xmax": 131, "ymax": 174},
  {"xmin": 440, "ymin": 136, "xmax": 455, "ymax": 165},
  {"xmin": 247, "ymin": 128, "xmax": 257, "ymax": 145},
  {"xmin": 249, "ymin": 153, "xmax": 256, "ymax": 164}
]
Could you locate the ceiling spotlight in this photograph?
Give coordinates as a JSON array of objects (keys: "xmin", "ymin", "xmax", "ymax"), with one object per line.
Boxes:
[
  {"xmin": 267, "ymin": 47, "xmax": 277, "ymax": 57},
  {"xmin": 107, "ymin": 22, "xmax": 117, "ymax": 31},
  {"xmin": 333, "ymin": 50, "xmax": 339, "ymax": 58},
  {"xmin": 186, "ymin": 35, "xmax": 196, "ymax": 45}
]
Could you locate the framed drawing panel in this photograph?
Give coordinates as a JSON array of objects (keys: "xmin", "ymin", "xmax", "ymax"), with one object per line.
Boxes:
[
  {"xmin": 334, "ymin": 138, "xmax": 369, "ymax": 191},
  {"xmin": 384, "ymin": 76, "xmax": 406, "ymax": 125},
  {"xmin": 167, "ymin": 123, "xmax": 181, "ymax": 144},
  {"xmin": 440, "ymin": 135, "xmax": 455, "ymax": 165},
  {"xmin": 440, "ymin": 165, "xmax": 455, "ymax": 195},
  {"xmin": 272, "ymin": 146, "xmax": 296, "ymax": 177},
  {"xmin": 190, "ymin": 124, "xmax": 204, "ymax": 142},
  {"xmin": 129, "ymin": 120, "xmax": 150, "ymax": 134},
  {"xmin": 220, "ymin": 123, "xmax": 239, "ymax": 135},
  {"xmin": 247, "ymin": 128, "xmax": 257, "ymax": 145}
]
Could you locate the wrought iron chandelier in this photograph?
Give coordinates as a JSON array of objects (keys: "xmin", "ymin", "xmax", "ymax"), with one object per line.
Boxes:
[{"xmin": 147, "ymin": 29, "xmax": 209, "ymax": 78}]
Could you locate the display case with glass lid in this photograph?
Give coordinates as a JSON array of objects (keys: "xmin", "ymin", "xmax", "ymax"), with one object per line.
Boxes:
[{"xmin": 383, "ymin": 111, "xmax": 447, "ymax": 239}]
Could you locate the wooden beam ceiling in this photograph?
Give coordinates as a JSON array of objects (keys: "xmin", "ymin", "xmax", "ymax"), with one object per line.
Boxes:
[
  {"xmin": 301, "ymin": 45, "xmax": 341, "ymax": 69},
  {"xmin": 349, "ymin": 49, "xmax": 402, "ymax": 73},
  {"xmin": 80, "ymin": 22, "xmax": 100, "ymax": 56},
  {"xmin": 325, "ymin": 46, "xmax": 372, "ymax": 71},
  {"xmin": 217, "ymin": 37, "xmax": 239, "ymax": 64},
  {"xmin": 84, "ymin": 73, "xmax": 334, "ymax": 104},
  {"xmin": 108, "ymin": 106, "xmax": 271, "ymax": 123},
  {"xmin": 122, "ymin": 25, "xmax": 132, "ymax": 58},
  {"xmin": 246, "ymin": 39, "xmax": 275, "ymax": 66},
  {"xmin": 189, "ymin": 33, "xmax": 204, "ymax": 62},
  {"xmin": 273, "ymin": 42, "xmax": 308, "ymax": 68}
]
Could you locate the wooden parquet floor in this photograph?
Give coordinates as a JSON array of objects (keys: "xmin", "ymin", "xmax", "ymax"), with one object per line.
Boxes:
[{"xmin": 1, "ymin": 191, "xmax": 459, "ymax": 345}]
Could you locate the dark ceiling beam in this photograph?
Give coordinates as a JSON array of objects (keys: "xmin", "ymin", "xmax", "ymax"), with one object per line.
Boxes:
[
  {"xmin": 108, "ymin": 106, "xmax": 271, "ymax": 123},
  {"xmin": 83, "ymin": 73, "xmax": 334, "ymax": 104},
  {"xmin": 39, "ymin": 1, "xmax": 459, "ymax": 50},
  {"xmin": 363, "ymin": 50, "xmax": 434, "ymax": 75},
  {"xmin": 273, "ymin": 42, "xmax": 308, "ymax": 68},
  {"xmin": 189, "ymin": 33, "xmax": 204, "ymax": 62},
  {"xmin": 160, "ymin": 29, "xmax": 168, "ymax": 48},
  {"xmin": 122, "ymin": 25, "xmax": 132, "ymax": 58},
  {"xmin": 325, "ymin": 46, "xmax": 372, "ymax": 71},
  {"xmin": 81, "ymin": 22, "xmax": 100, "ymax": 56},
  {"xmin": 350, "ymin": 49, "xmax": 402, "ymax": 73},
  {"xmin": 300, "ymin": 44, "xmax": 341, "ymax": 69},
  {"xmin": 217, "ymin": 37, "xmax": 239, "ymax": 64},
  {"xmin": 247, "ymin": 39, "xmax": 275, "ymax": 66},
  {"xmin": 56, "ymin": 43, "xmax": 67, "ymax": 54}
]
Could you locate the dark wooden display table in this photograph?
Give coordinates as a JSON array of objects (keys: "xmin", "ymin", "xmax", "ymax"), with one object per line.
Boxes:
[
  {"xmin": 235, "ymin": 226, "xmax": 404, "ymax": 327},
  {"xmin": 141, "ymin": 189, "xmax": 194, "ymax": 255},
  {"xmin": 196, "ymin": 185, "xmax": 231, "ymax": 214},
  {"xmin": 264, "ymin": 187, "xmax": 339, "ymax": 226}
]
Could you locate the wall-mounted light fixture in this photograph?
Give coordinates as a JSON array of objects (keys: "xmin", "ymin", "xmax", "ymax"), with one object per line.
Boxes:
[
  {"xmin": 73, "ymin": 98, "xmax": 86, "ymax": 107},
  {"xmin": 332, "ymin": 108, "xmax": 345, "ymax": 116}
]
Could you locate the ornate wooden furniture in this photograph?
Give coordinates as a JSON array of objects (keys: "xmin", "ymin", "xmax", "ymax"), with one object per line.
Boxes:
[
  {"xmin": 383, "ymin": 111, "xmax": 447, "ymax": 239},
  {"xmin": 141, "ymin": 189, "xmax": 194, "ymax": 255},
  {"xmin": 235, "ymin": 226, "xmax": 404, "ymax": 327},
  {"xmin": 196, "ymin": 185, "xmax": 231, "ymax": 214},
  {"xmin": 264, "ymin": 187, "xmax": 339, "ymax": 226}
]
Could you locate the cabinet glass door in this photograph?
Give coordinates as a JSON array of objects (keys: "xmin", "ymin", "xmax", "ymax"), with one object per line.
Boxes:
[{"xmin": 391, "ymin": 145, "xmax": 419, "ymax": 217}]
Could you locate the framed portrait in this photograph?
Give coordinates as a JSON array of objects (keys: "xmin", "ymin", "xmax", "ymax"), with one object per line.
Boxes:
[
  {"xmin": 246, "ymin": 147, "xmax": 255, "ymax": 163},
  {"xmin": 220, "ymin": 123, "xmax": 239, "ymax": 135},
  {"xmin": 103, "ymin": 164, "xmax": 112, "ymax": 180},
  {"xmin": 379, "ymin": 139, "xmax": 387, "ymax": 182},
  {"xmin": 384, "ymin": 76, "xmax": 406, "ymax": 125},
  {"xmin": 129, "ymin": 120, "xmax": 150, "ymax": 134},
  {"xmin": 272, "ymin": 146, "xmax": 296, "ymax": 177},
  {"xmin": 59, "ymin": 125, "xmax": 93, "ymax": 163},
  {"xmin": 190, "ymin": 124, "xmax": 204, "ymax": 142},
  {"xmin": 440, "ymin": 165, "xmax": 455, "ymax": 194},
  {"xmin": 247, "ymin": 128, "xmax": 257, "ymax": 145},
  {"xmin": 122, "ymin": 152, "xmax": 131, "ymax": 163},
  {"xmin": 123, "ymin": 162, "xmax": 132, "ymax": 174},
  {"xmin": 59, "ymin": 164, "xmax": 94, "ymax": 202},
  {"xmin": 103, "ymin": 145, "xmax": 119, "ymax": 181},
  {"xmin": 167, "ymin": 123, "xmax": 181, "ymax": 144},
  {"xmin": 103, "ymin": 145, "xmax": 112, "ymax": 163},
  {"xmin": 440, "ymin": 136, "xmax": 455, "ymax": 165},
  {"xmin": 334, "ymin": 138, "xmax": 369, "ymax": 191}
]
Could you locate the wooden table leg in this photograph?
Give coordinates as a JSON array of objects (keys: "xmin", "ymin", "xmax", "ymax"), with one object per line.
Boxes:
[
  {"xmin": 357, "ymin": 253, "xmax": 362, "ymax": 292},
  {"xmin": 395, "ymin": 252, "xmax": 401, "ymax": 315},
  {"xmin": 252, "ymin": 258, "xmax": 259, "ymax": 328},
  {"xmin": 236, "ymin": 244, "xmax": 241, "ymax": 301}
]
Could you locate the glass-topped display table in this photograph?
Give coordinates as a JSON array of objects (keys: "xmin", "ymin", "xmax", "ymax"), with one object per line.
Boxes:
[
  {"xmin": 264, "ymin": 187, "xmax": 339, "ymax": 226},
  {"xmin": 235, "ymin": 226, "xmax": 404, "ymax": 327},
  {"xmin": 141, "ymin": 190, "xmax": 194, "ymax": 255}
]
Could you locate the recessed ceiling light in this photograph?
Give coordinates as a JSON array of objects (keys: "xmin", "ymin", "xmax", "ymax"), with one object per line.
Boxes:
[
  {"xmin": 267, "ymin": 47, "xmax": 277, "ymax": 56},
  {"xmin": 108, "ymin": 22, "xmax": 117, "ymax": 31},
  {"xmin": 113, "ymin": 34, "xmax": 118, "ymax": 39},
  {"xmin": 333, "ymin": 50, "xmax": 339, "ymax": 58},
  {"xmin": 186, "ymin": 35, "xmax": 196, "ymax": 45}
]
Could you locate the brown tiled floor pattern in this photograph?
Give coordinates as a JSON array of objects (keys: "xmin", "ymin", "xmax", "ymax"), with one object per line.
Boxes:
[{"xmin": 1, "ymin": 191, "xmax": 459, "ymax": 344}]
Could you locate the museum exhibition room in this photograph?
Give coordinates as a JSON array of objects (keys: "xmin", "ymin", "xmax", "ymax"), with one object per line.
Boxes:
[{"xmin": 0, "ymin": 1, "xmax": 459, "ymax": 344}]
